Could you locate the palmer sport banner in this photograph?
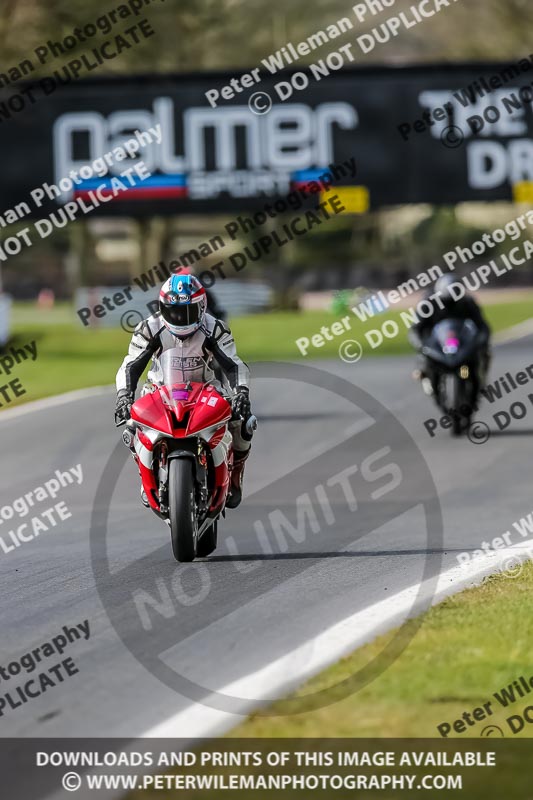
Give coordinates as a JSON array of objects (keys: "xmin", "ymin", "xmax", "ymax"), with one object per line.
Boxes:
[{"xmin": 2, "ymin": 59, "xmax": 533, "ymax": 217}]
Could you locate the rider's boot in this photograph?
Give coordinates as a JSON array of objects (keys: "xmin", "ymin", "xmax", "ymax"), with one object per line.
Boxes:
[
  {"xmin": 226, "ymin": 449, "xmax": 250, "ymax": 509},
  {"xmin": 421, "ymin": 377, "xmax": 434, "ymax": 396},
  {"xmin": 414, "ymin": 368, "xmax": 434, "ymax": 396},
  {"xmin": 413, "ymin": 357, "xmax": 433, "ymax": 396}
]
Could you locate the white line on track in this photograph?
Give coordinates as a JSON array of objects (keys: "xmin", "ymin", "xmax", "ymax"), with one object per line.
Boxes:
[
  {"xmin": 45, "ymin": 542, "xmax": 533, "ymax": 800},
  {"xmin": 494, "ymin": 318, "xmax": 533, "ymax": 344},
  {"xmin": 139, "ymin": 541, "xmax": 533, "ymax": 740},
  {"xmin": 0, "ymin": 385, "xmax": 111, "ymax": 422}
]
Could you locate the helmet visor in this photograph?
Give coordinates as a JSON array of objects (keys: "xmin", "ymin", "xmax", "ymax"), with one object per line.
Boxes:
[{"xmin": 160, "ymin": 301, "xmax": 200, "ymax": 328}]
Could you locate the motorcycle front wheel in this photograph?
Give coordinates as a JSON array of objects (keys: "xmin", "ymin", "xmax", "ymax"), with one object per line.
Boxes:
[
  {"xmin": 451, "ymin": 374, "xmax": 474, "ymax": 437},
  {"xmin": 196, "ymin": 521, "xmax": 218, "ymax": 558},
  {"xmin": 169, "ymin": 458, "xmax": 197, "ymax": 562}
]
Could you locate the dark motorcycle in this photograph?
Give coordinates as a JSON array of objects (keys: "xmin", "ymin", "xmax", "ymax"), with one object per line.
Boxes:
[{"xmin": 420, "ymin": 318, "xmax": 483, "ymax": 436}]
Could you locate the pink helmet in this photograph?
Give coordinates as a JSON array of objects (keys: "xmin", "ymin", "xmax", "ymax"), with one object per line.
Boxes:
[{"xmin": 159, "ymin": 274, "xmax": 207, "ymax": 338}]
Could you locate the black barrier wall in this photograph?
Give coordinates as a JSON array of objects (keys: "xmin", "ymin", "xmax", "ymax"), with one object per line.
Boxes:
[{"xmin": 2, "ymin": 60, "xmax": 533, "ymax": 216}]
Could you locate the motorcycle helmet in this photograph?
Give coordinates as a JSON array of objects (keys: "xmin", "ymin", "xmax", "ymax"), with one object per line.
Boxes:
[
  {"xmin": 159, "ymin": 274, "xmax": 207, "ymax": 338},
  {"xmin": 435, "ymin": 273, "xmax": 459, "ymax": 303}
]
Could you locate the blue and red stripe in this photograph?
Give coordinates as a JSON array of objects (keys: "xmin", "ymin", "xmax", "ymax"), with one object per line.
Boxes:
[
  {"xmin": 74, "ymin": 173, "xmax": 188, "ymax": 201},
  {"xmin": 290, "ymin": 168, "xmax": 329, "ymax": 191}
]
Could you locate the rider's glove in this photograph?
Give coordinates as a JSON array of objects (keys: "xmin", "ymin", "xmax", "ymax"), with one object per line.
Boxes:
[
  {"xmin": 115, "ymin": 391, "xmax": 133, "ymax": 425},
  {"xmin": 232, "ymin": 386, "xmax": 251, "ymax": 419}
]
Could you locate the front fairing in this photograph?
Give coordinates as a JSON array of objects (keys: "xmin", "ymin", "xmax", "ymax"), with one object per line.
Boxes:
[
  {"xmin": 130, "ymin": 390, "xmax": 174, "ymax": 435},
  {"xmin": 423, "ymin": 318, "xmax": 479, "ymax": 369},
  {"xmin": 131, "ymin": 381, "xmax": 231, "ymax": 437},
  {"xmin": 129, "ymin": 355, "xmax": 232, "ymax": 519}
]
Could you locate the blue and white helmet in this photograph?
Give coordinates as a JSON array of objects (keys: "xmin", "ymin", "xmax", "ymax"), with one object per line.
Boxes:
[{"xmin": 159, "ymin": 274, "xmax": 207, "ymax": 338}]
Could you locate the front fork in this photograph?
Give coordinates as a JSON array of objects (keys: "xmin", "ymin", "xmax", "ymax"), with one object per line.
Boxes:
[
  {"xmin": 159, "ymin": 441, "xmax": 209, "ymax": 520},
  {"xmin": 158, "ymin": 442, "xmax": 169, "ymax": 515},
  {"xmin": 124, "ymin": 427, "xmax": 213, "ymax": 518}
]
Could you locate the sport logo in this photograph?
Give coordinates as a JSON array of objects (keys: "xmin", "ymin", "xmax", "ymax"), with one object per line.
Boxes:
[
  {"xmin": 53, "ymin": 98, "xmax": 358, "ymax": 201},
  {"xmin": 170, "ymin": 356, "xmax": 203, "ymax": 369}
]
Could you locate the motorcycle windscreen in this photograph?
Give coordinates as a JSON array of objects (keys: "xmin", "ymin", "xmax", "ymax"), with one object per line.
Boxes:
[
  {"xmin": 153, "ymin": 349, "xmax": 214, "ymax": 415},
  {"xmin": 156, "ymin": 348, "xmax": 213, "ymax": 385},
  {"xmin": 430, "ymin": 318, "xmax": 478, "ymax": 355}
]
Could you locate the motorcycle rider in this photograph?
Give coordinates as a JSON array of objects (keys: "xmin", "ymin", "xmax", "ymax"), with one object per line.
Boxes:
[
  {"xmin": 114, "ymin": 274, "xmax": 252, "ymax": 509},
  {"xmin": 409, "ymin": 274, "xmax": 491, "ymax": 397}
]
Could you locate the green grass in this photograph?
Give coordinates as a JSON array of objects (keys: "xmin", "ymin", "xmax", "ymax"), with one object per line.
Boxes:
[
  {"xmin": 124, "ymin": 568, "xmax": 533, "ymax": 800},
  {"xmin": 3, "ymin": 298, "xmax": 532, "ymax": 407},
  {"xmin": 5, "ymin": 324, "xmax": 129, "ymax": 404},
  {"xmin": 226, "ymin": 564, "xmax": 533, "ymax": 738},
  {"xmin": 230, "ymin": 300, "xmax": 533, "ymax": 361},
  {"xmin": 484, "ymin": 300, "xmax": 533, "ymax": 333}
]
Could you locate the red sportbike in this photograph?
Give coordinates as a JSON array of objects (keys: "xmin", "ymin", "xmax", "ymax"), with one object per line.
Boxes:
[{"xmin": 119, "ymin": 356, "xmax": 255, "ymax": 562}]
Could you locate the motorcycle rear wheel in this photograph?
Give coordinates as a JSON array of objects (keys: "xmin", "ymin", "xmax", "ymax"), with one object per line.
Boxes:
[{"xmin": 169, "ymin": 458, "xmax": 197, "ymax": 562}]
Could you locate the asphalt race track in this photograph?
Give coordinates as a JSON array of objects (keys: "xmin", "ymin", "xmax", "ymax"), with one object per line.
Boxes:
[{"xmin": 1, "ymin": 338, "xmax": 532, "ymax": 738}]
